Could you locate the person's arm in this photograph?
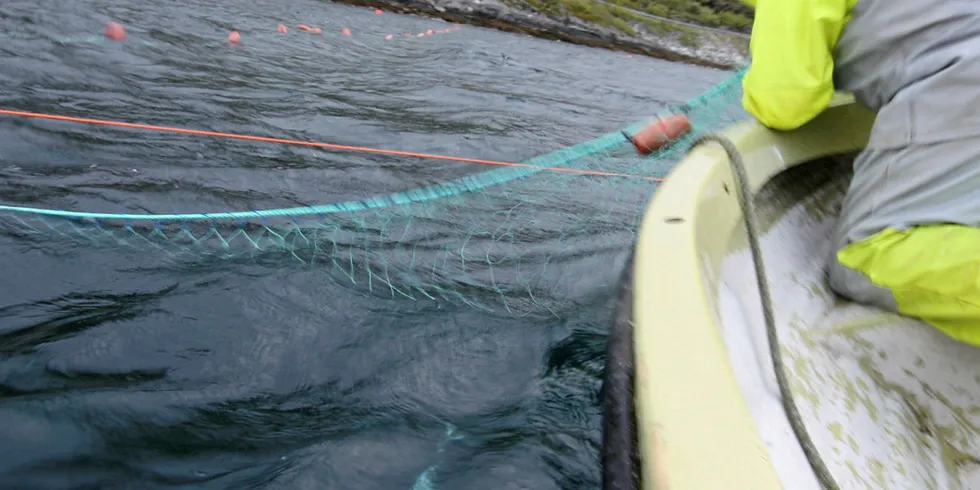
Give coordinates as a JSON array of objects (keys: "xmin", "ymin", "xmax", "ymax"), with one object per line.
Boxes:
[{"xmin": 741, "ymin": 0, "xmax": 852, "ymax": 131}]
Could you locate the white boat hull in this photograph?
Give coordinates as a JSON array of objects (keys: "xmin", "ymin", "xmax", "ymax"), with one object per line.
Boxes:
[{"xmin": 599, "ymin": 97, "xmax": 980, "ymax": 489}]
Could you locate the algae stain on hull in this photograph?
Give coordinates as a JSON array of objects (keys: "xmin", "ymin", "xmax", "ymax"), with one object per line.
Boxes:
[{"xmin": 856, "ymin": 354, "xmax": 980, "ymax": 484}]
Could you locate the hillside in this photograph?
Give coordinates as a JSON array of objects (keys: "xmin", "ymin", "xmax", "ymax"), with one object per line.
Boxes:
[
  {"xmin": 510, "ymin": 0, "xmax": 753, "ymax": 34},
  {"xmin": 331, "ymin": 0, "xmax": 754, "ymax": 68}
]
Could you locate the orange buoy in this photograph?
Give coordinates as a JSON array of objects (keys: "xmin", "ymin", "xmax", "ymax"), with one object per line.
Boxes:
[
  {"xmin": 105, "ymin": 22, "xmax": 126, "ymax": 41},
  {"xmin": 227, "ymin": 31, "xmax": 241, "ymax": 43},
  {"xmin": 341, "ymin": 27, "xmax": 351, "ymax": 36},
  {"xmin": 375, "ymin": 8, "xmax": 384, "ymax": 14},
  {"xmin": 277, "ymin": 24, "xmax": 288, "ymax": 33},
  {"xmin": 626, "ymin": 113, "xmax": 691, "ymax": 155},
  {"xmin": 385, "ymin": 34, "xmax": 394, "ymax": 40},
  {"xmin": 297, "ymin": 25, "xmax": 322, "ymax": 33}
]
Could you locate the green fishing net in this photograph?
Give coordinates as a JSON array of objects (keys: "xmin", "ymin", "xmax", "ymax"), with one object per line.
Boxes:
[{"xmin": 0, "ymin": 69, "xmax": 747, "ymax": 316}]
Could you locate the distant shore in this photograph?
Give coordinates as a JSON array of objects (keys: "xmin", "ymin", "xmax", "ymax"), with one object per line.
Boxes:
[{"xmin": 329, "ymin": 0, "xmax": 749, "ymax": 70}]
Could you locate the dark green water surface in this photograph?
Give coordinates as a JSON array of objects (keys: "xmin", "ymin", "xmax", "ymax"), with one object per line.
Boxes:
[{"xmin": 0, "ymin": 1, "xmax": 730, "ymax": 488}]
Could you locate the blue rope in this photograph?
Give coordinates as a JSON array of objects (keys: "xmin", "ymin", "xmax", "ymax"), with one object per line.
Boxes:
[{"xmin": 409, "ymin": 423, "xmax": 464, "ymax": 490}]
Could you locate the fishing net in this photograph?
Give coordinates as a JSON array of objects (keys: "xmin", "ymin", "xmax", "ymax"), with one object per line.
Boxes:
[{"xmin": 0, "ymin": 68, "xmax": 747, "ymax": 317}]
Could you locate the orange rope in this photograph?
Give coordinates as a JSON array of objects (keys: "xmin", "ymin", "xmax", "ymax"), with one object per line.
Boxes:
[{"xmin": 0, "ymin": 108, "xmax": 664, "ymax": 182}]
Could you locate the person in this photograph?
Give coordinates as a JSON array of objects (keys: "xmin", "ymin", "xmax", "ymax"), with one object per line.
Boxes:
[{"xmin": 739, "ymin": 0, "xmax": 980, "ymax": 346}]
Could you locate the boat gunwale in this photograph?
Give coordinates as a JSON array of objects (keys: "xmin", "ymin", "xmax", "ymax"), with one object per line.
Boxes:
[{"xmin": 629, "ymin": 95, "xmax": 875, "ymax": 489}]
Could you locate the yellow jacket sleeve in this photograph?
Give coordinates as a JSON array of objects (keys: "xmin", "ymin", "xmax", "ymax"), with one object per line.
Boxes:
[{"xmin": 741, "ymin": 0, "xmax": 853, "ymax": 131}]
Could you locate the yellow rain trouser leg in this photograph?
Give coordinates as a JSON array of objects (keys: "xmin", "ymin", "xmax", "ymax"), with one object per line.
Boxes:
[{"xmin": 837, "ymin": 225, "xmax": 980, "ymax": 346}]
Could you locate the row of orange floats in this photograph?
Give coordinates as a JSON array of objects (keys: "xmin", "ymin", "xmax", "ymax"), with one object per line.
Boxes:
[
  {"xmin": 385, "ymin": 24, "xmax": 462, "ymax": 40},
  {"xmin": 105, "ymin": 17, "xmax": 460, "ymax": 45},
  {"xmin": 103, "ymin": 16, "xmax": 686, "ymax": 157},
  {"xmin": 103, "ymin": 6, "xmax": 378, "ymax": 43},
  {"xmin": 229, "ymin": 24, "xmax": 342, "ymax": 44},
  {"xmin": 228, "ymin": 23, "xmax": 461, "ymax": 43},
  {"xmin": 103, "ymin": 21, "xmax": 341, "ymax": 43}
]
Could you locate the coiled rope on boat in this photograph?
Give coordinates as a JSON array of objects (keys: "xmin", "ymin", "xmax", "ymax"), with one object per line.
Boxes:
[{"xmin": 690, "ymin": 134, "xmax": 840, "ymax": 490}]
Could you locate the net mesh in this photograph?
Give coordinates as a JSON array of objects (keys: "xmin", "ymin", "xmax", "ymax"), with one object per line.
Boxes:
[{"xmin": 0, "ymin": 68, "xmax": 747, "ymax": 317}]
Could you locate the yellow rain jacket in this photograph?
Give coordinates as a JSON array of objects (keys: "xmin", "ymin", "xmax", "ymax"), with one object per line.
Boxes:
[
  {"xmin": 741, "ymin": 0, "xmax": 980, "ymax": 346},
  {"xmin": 741, "ymin": 0, "xmax": 857, "ymax": 131}
]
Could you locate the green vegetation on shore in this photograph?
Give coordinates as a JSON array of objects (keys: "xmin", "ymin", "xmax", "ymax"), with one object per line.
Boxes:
[
  {"xmin": 502, "ymin": 0, "xmax": 752, "ymax": 46},
  {"xmin": 608, "ymin": 0, "xmax": 752, "ymax": 32},
  {"xmin": 330, "ymin": 0, "xmax": 749, "ymax": 67}
]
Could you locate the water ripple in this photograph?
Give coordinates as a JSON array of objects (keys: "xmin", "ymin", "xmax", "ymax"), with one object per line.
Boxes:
[{"xmin": 0, "ymin": 0, "xmax": 730, "ymax": 487}]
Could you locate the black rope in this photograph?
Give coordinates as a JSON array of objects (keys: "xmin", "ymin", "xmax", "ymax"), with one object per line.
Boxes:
[
  {"xmin": 601, "ymin": 247, "xmax": 641, "ymax": 490},
  {"xmin": 690, "ymin": 134, "xmax": 840, "ymax": 490}
]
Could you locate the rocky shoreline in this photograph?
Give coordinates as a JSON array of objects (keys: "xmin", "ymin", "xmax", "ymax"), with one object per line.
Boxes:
[{"xmin": 329, "ymin": 0, "xmax": 749, "ymax": 70}]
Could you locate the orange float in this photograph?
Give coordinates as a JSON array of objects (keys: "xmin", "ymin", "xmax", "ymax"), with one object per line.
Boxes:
[
  {"xmin": 105, "ymin": 22, "xmax": 126, "ymax": 41},
  {"xmin": 625, "ymin": 113, "xmax": 691, "ymax": 155}
]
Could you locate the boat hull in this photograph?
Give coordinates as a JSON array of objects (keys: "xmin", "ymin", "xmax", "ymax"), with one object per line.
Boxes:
[{"xmin": 602, "ymin": 96, "xmax": 880, "ymax": 489}]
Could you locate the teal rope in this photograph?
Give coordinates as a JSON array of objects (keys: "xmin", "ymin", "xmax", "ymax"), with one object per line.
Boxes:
[
  {"xmin": 409, "ymin": 423, "xmax": 464, "ymax": 490},
  {"xmin": 0, "ymin": 69, "xmax": 745, "ymax": 223},
  {"xmin": 0, "ymin": 128, "xmax": 629, "ymax": 221}
]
